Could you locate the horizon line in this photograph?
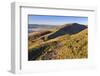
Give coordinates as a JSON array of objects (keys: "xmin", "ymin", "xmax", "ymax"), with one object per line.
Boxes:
[{"xmin": 28, "ymin": 23, "xmax": 88, "ymax": 25}]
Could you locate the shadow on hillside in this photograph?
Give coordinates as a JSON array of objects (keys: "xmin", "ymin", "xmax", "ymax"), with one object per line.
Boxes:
[{"xmin": 48, "ymin": 23, "xmax": 87, "ymax": 39}]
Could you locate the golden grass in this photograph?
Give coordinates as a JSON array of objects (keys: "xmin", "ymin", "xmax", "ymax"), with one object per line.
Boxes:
[{"xmin": 28, "ymin": 28, "xmax": 88, "ymax": 60}]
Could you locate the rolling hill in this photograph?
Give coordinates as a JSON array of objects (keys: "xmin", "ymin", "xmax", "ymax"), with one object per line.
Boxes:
[
  {"xmin": 28, "ymin": 23, "xmax": 88, "ymax": 60},
  {"xmin": 47, "ymin": 23, "xmax": 87, "ymax": 39}
]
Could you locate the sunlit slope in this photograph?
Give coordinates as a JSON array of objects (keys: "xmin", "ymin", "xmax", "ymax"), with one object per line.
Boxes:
[{"xmin": 28, "ymin": 26, "xmax": 88, "ymax": 60}]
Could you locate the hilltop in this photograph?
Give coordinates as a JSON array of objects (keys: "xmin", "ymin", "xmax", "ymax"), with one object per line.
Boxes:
[{"xmin": 47, "ymin": 23, "xmax": 87, "ymax": 39}]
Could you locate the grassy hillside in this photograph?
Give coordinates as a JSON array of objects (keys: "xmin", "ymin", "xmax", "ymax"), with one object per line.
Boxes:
[{"xmin": 28, "ymin": 23, "xmax": 88, "ymax": 60}]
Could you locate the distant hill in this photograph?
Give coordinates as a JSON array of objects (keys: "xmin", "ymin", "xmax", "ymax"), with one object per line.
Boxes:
[
  {"xmin": 28, "ymin": 23, "xmax": 88, "ymax": 60},
  {"xmin": 28, "ymin": 24, "xmax": 58, "ymax": 33},
  {"xmin": 28, "ymin": 24, "xmax": 58, "ymax": 29}
]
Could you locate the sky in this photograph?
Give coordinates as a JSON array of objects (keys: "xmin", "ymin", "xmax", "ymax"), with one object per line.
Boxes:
[{"xmin": 28, "ymin": 15, "xmax": 88, "ymax": 25}]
